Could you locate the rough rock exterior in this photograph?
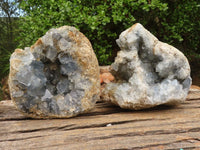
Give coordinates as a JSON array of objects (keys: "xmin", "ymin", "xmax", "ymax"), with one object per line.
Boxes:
[
  {"xmin": 101, "ymin": 23, "xmax": 192, "ymax": 110},
  {"xmin": 8, "ymin": 26, "xmax": 100, "ymax": 118}
]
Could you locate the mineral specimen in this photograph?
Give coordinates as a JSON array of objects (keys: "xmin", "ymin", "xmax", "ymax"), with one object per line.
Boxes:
[
  {"xmin": 101, "ymin": 23, "xmax": 192, "ymax": 110},
  {"xmin": 8, "ymin": 26, "xmax": 100, "ymax": 118}
]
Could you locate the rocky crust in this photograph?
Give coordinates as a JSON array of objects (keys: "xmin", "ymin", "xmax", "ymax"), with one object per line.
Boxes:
[
  {"xmin": 101, "ymin": 23, "xmax": 192, "ymax": 110},
  {"xmin": 8, "ymin": 26, "xmax": 100, "ymax": 118}
]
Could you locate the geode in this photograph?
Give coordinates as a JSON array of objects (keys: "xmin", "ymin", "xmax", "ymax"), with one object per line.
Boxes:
[
  {"xmin": 101, "ymin": 23, "xmax": 192, "ymax": 110},
  {"xmin": 8, "ymin": 26, "xmax": 100, "ymax": 118}
]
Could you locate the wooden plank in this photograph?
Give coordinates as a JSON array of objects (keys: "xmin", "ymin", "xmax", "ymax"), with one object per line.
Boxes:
[{"xmin": 0, "ymin": 88, "xmax": 200, "ymax": 150}]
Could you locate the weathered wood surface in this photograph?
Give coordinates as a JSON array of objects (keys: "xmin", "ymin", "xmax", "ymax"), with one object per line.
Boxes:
[{"xmin": 0, "ymin": 87, "xmax": 200, "ymax": 150}]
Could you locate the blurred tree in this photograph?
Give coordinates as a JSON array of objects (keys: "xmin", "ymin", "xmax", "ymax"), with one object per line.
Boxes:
[
  {"xmin": 0, "ymin": 0, "xmax": 21, "ymax": 78},
  {"xmin": 0, "ymin": 0, "xmax": 21, "ymax": 100}
]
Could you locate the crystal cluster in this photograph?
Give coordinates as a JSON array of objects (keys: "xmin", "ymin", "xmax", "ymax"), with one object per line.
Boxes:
[
  {"xmin": 9, "ymin": 26, "xmax": 100, "ymax": 118},
  {"xmin": 101, "ymin": 23, "xmax": 192, "ymax": 110}
]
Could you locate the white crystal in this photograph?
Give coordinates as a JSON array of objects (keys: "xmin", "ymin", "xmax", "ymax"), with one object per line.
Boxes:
[{"xmin": 102, "ymin": 23, "xmax": 192, "ymax": 110}]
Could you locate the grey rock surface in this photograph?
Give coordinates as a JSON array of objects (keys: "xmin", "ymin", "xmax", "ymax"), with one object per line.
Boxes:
[
  {"xmin": 101, "ymin": 23, "xmax": 192, "ymax": 110},
  {"xmin": 9, "ymin": 26, "xmax": 100, "ymax": 118}
]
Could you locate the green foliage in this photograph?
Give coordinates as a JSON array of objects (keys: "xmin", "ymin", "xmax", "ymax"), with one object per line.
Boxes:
[
  {"xmin": 0, "ymin": 50, "xmax": 11, "ymax": 78},
  {"xmin": 5, "ymin": 0, "xmax": 200, "ymax": 66},
  {"xmin": 18, "ymin": 0, "xmax": 169, "ymax": 65},
  {"xmin": 0, "ymin": 0, "xmax": 21, "ymax": 80},
  {"xmin": 0, "ymin": 17, "xmax": 19, "ymax": 79},
  {"xmin": 158, "ymin": 0, "xmax": 200, "ymax": 58}
]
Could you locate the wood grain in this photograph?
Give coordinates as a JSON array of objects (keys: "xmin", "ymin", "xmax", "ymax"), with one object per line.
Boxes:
[{"xmin": 0, "ymin": 88, "xmax": 200, "ymax": 150}]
